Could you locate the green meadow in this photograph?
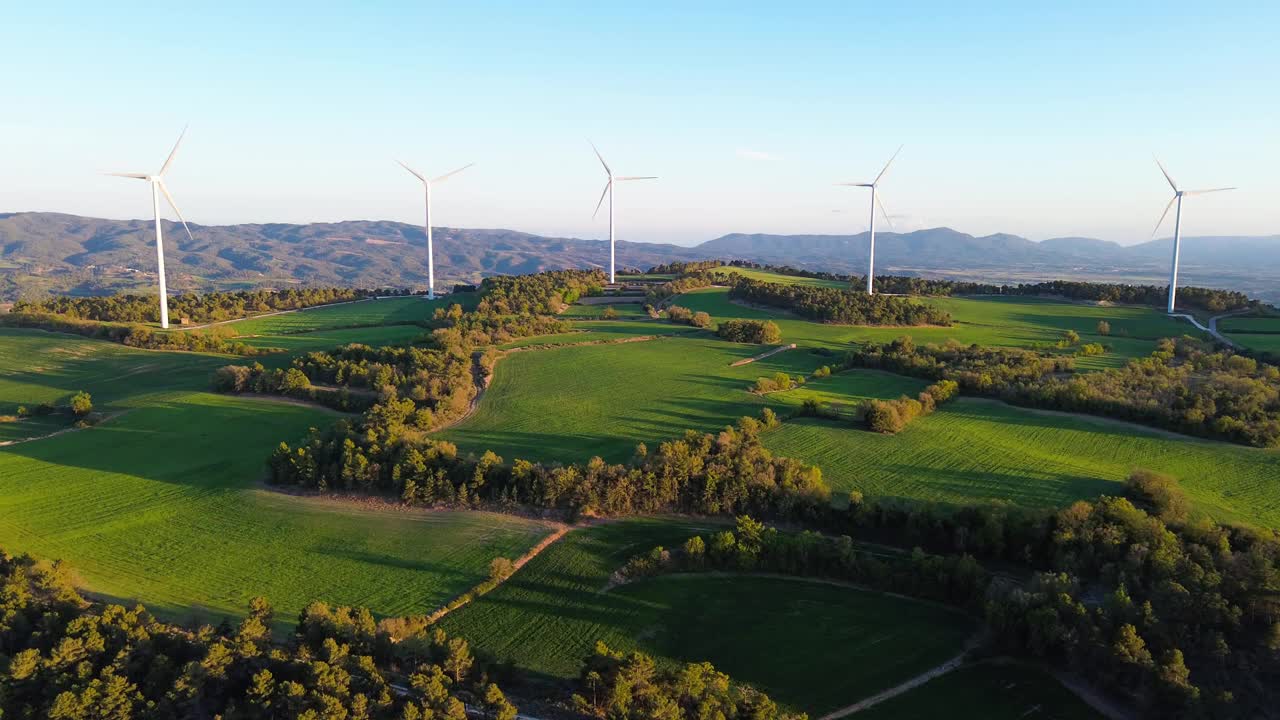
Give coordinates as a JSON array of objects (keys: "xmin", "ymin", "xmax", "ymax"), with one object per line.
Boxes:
[
  {"xmin": 857, "ymin": 660, "xmax": 1101, "ymax": 720},
  {"xmin": 1219, "ymin": 315, "xmax": 1280, "ymax": 354},
  {"xmin": 441, "ymin": 519, "xmax": 975, "ymax": 715}
]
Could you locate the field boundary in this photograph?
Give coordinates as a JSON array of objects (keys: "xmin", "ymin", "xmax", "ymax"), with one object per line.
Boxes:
[
  {"xmin": 729, "ymin": 343, "xmax": 797, "ymax": 366},
  {"xmin": 0, "ymin": 411, "xmax": 127, "ymax": 447}
]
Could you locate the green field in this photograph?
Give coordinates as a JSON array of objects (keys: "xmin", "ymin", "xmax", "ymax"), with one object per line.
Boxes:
[
  {"xmin": 709, "ymin": 266, "xmax": 848, "ymax": 288},
  {"xmin": 675, "ymin": 281, "xmax": 1200, "ymax": 369},
  {"xmin": 764, "ymin": 397, "xmax": 1280, "ymax": 526},
  {"xmin": 1219, "ymin": 315, "xmax": 1280, "ymax": 354},
  {"xmin": 0, "ymin": 328, "xmax": 553, "ymax": 625},
  {"xmin": 560, "ymin": 301, "xmax": 651, "ymax": 319},
  {"xmin": 858, "ymin": 660, "xmax": 1101, "ymax": 720},
  {"xmin": 437, "ymin": 335, "xmax": 825, "ymax": 461},
  {"xmin": 212, "ymin": 294, "xmax": 473, "ymax": 336},
  {"xmin": 441, "ymin": 519, "xmax": 975, "ymax": 715}
]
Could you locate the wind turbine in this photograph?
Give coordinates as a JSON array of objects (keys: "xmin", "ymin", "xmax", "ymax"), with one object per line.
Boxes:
[
  {"xmin": 591, "ymin": 143, "xmax": 656, "ymax": 284},
  {"xmin": 106, "ymin": 127, "xmax": 195, "ymax": 329},
  {"xmin": 1151, "ymin": 157, "xmax": 1235, "ymax": 314},
  {"xmin": 397, "ymin": 160, "xmax": 474, "ymax": 300},
  {"xmin": 838, "ymin": 145, "xmax": 903, "ymax": 295}
]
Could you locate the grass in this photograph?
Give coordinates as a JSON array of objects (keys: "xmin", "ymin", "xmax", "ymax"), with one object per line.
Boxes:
[
  {"xmin": 708, "ymin": 266, "xmax": 849, "ymax": 289},
  {"xmin": 857, "ymin": 660, "xmax": 1101, "ymax": 720},
  {"xmin": 675, "ymin": 284, "xmax": 1199, "ymax": 369},
  {"xmin": 1219, "ymin": 315, "xmax": 1280, "ymax": 354},
  {"xmin": 0, "ymin": 391, "xmax": 552, "ymax": 627},
  {"xmin": 441, "ymin": 519, "xmax": 975, "ymax": 715},
  {"xmin": 496, "ymin": 320, "xmax": 695, "ymax": 349},
  {"xmin": 763, "ymin": 394, "xmax": 1280, "ymax": 527},
  {"xmin": 560, "ymin": 302, "xmax": 651, "ymax": 319},
  {"xmin": 436, "ymin": 335, "xmax": 827, "ymax": 462},
  {"xmin": 213, "ymin": 294, "xmax": 474, "ymax": 336}
]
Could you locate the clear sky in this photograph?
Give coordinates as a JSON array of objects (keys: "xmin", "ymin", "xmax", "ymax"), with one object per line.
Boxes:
[{"xmin": 3, "ymin": 1, "xmax": 1277, "ymax": 246}]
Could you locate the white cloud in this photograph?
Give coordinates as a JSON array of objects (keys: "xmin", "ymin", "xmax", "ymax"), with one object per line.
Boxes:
[{"xmin": 735, "ymin": 148, "xmax": 776, "ymax": 161}]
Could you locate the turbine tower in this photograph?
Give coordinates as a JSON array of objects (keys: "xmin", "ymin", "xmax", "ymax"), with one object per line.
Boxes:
[
  {"xmin": 1150, "ymin": 157, "xmax": 1235, "ymax": 314},
  {"xmin": 838, "ymin": 145, "xmax": 903, "ymax": 295},
  {"xmin": 591, "ymin": 143, "xmax": 656, "ymax": 284},
  {"xmin": 107, "ymin": 127, "xmax": 195, "ymax": 329},
  {"xmin": 397, "ymin": 160, "xmax": 474, "ymax": 300}
]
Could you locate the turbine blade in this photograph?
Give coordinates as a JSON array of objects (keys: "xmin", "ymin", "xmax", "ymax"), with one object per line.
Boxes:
[
  {"xmin": 1154, "ymin": 155, "xmax": 1179, "ymax": 192},
  {"xmin": 396, "ymin": 160, "xmax": 426, "ymax": 182},
  {"xmin": 835, "ymin": 182, "xmax": 874, "ymax": 187},
  {"xmin": 592, "ymin": 181, "xmax": 611, "ymax": 219},
  {"xmin": 157, "ymin": 181, "xmax": 195, "ymax": 242},
  {"xmin": 105, "ymin": 172, "xmax": 150, "ymax": 179},
  {"xmin": 590, "ymin": 141, "xmax": 612, "ymax": 176},
  {"xmin": 873, "ymin": 144, "xmax": 904, "ymax": 185},
  {"xmin": 432, "ymin": 162, "xmax": 475, "ymax": 184},
  {"xmin": 614, "ymin": 176, "xmax": 656, "ymax": 181},
  {"xmin": 876, "ymin": 192, "xmax": 894, "ymax": 230},
  {"xmin": 1185, "ymin": 187, "xmax": 1237, "ymax": 195},
  {"xmin": 159, "ymin": 125, "xmax": 188, "ymax": 176},
  {"xmin": 1151, "ymin": 196, "xmax": 1177, "ymax": 238}
]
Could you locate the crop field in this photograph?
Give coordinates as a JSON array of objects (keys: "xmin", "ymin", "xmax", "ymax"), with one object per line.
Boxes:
[
  {"xmin": 674, "ymin": 284, "xmax": 1198, "ymax": 368},
  {"xmin": 441, "ymin": 519, "xmax": 975, "ymax": 715},
  {"xmin": 237, "ymin": 323, "xmax": 428, "ymax": 355},
  {"xmin": 763, "ymin": 397, "xmax": 1280, "ymax": 526},
  {"xmin": 1219, "ymin": 315, "xmax": 1280, "ymax": 353},
  {"xmin": 0, "ymin": 391, "xmax": 552, "ymax": 626},
  {"xmin": 858, "ymin": 660, "xmax": 1100, "ymax": 720},
  {"xmin": 496, "ymin": 319, "xmax": 697, "ymax": 349},
  {"xmin": 436, "ymin": 335, "xmax": 837, "ymax": 462},
  {"xmin": 560, "ymin": 301, "xmax": 651, "ymax": 319},
  {"xmin": 709, "ymin": 265, "xmax": 848, "ymax": 288},
  {"xmin": 215, "ymin": 294, "xmax": 472, "ymax": 336}
]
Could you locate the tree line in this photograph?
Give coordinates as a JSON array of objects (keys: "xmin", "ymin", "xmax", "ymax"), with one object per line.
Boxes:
[
  {"xmin": 12, "ymin": 286, "xmax": 384, "ymax": 324},
  {"xmin": 0, "ymin": 550, "xmax": 514, "ymax": 719},
  {"xmin": 868, "ymin": 276, "xmax": 1256, "ymax": 313},
  {"xmin": 613, "ymin": 471, "xmax": 1280, "ymax": 719},
  {"xmin": 645, "ymin": 271, "xmax": 718, "ymax": 304},
  {"xmin": 473, "ymin": 269, "xmax": 604, "ymax": 315},
  {"xmin": 849, "ymin": 336, "xmax": 1280, "ymax": 447},
  {"xmin": 268, "ymin": 408, "xmax": 832, "ymax": 521},
  {"xmin": 717, "ymin": 318, "xmax": 782, "ymax": 344},
  {"xmin": 727, "ymin": 276, "xmax": 953, "ymax": 326},
  {"xmin": 0, "ymin": 312, "xmax": 274, "ymax": 355}
]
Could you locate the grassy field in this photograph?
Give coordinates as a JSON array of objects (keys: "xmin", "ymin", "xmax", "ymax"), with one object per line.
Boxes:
[
  {"xmin": 437, "ymin": 335, "xmax": 829, "ymax": 462},
  {"xmin": 560, "ymin": 302, "xmax": 651, "ymax": 319},
  {"xmin": 441, "ymin": 519, "xmax": 975, "ymax": 715},
  {"xmin": 675, "ymin": 281, "xmax": 1199, "ymax": 369},
  {"xmin": 763, "ymin": 395, "xmax": 1280, "ymax": 526},
  {"xmin": 0, "ymin": 391, "xmax": 552, "ymax": 626},
  {"xmin": 496, "ymin": 319, "xmax": 697, "ymax": 349},
  {"xmin": 709, "ymin": 266, "xmax": 848, "ymax": 288},
  {"xmin": 858, "ymin": 660, "xmax": 1101, "ymax": 720},
  {"xmin": 213, "ymin": 294, "xmax": 474, "ymax": 336},
  {"xmin": 1219, "ymin": 315, "xmax": 1280, "ymax": 354}
]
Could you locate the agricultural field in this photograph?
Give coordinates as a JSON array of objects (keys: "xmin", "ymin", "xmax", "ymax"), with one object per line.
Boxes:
[
  {"xmin": 0, "ymin": 391, "xmax": 552, "ymax": 626},
  {"xmin": 441, "ymin": 519, "xmax": 975, "ymax": 716},
  {"xmin": 675, "ymin": 277, "xmax": 1200, "ymax": 369},
  {"xmin": 212, "ymin": 293, "xmax": 470, "ymax": 336},
  {"xmin": 559, "ymin": 301, "xmax": 651, "ymax": 319},
  {"xmin": 436, "ymin": 335, "xmax": 830, "ymax": 462},
  {"xmin": 763, "ymin": 395, "xmax": 1280, "ymax": 527},
  {"xmin": 709, "ymin": 265, "xmax": 848, "ymax": 288},
  {"xmin": 857, "ymin": 660, "xmax": 1101, "ymax": 720},
  {"xmin": 496, "ymin": 319, "xmax": 696, "ymax": 349},
  {"xmin": 1219, "ymin": 314, "xmax": 1280, "ymax": 354}
]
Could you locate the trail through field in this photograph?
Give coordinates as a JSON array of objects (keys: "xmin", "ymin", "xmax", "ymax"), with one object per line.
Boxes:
[
  {"xmin": 817, "ymin": 636, "xmax": 981, "ymax": 719},
  {"xmin": 0, "ymin": 411, "xmax": 127, "ymax": 446},
  {"xmin": 730, "ymin": 343, "xmax": 796, "ymax": 366},
  {"xmin": 1048, "ymin": 670, "xmax": 1133, "ymax": 720}
]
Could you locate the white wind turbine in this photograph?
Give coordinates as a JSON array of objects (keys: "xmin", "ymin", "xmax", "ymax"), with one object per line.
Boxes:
[
  {"xmin": 1151, "ymin": 157, "xmax": 1235, "ymax": 314},
  {"xmin": 397, "ymin": 160, "xmax": 474, "ymax": 300},
  {"xmin": 838, "ymin": 145, "xmax": 903, "ymax": 295},
  {"xmin": 591, "ymin": 142, "xmax": 656, "ymax": 284},
  {"xmin": 106, "ymin": 127, "xmax": 195, "ymax": 329}
]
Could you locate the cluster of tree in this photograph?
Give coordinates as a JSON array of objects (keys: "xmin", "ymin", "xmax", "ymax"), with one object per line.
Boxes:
[
  {"xmin": 717, "ymin": 318, "xmax": 782, "ymax": 344},
  {"xmin": 269, "ymin": 409, "xmax": 832, "ymax": 521},
  {"xmin": 12, "ymin": 286, "xmax": 381, "ymax": 324},
  {"xmin": 867, "ymin": 277, "xmax": 1256, "ymax": 313},
  {"xmin": 803, "ymin": 474, "xmax": 1280, "ymax": 718},
  {"xmin": 474, "ymin": 269, "xmax": 604, "ymax": 314},
  {"xmin": 572, "ymin": 641, "xmax": 805, "ymax": 720},
  {"xmin": 429, "ymin": 306, "xmax": 570, "ymax": 350},
  {"xmin": 645, "ymin": 272, "xmax": 718, "ymax": 304},
  {"xmin": 860, "ymin": 380, "xmax": 959, "ymax": 433},
  {"xmin": 665, "ymin": 305, "xmax": 713, "ymax": 329},
  {"xmin": 211, "ymin": 362, "xmax": 375, "ymax": 413},
  {"xmin": 0, "ymin": 312, "xmax": 273, "ymax": 355},
  {"xmin": 727, "ymin": 277, "xmax": 952, "ymax": 326},
  {"xmin": 0, "ymin": 550, "xmax": 515, "ymax": 719},
  {"xmin": 848, "ymin": 336, "xmax": 1074, "ymax": 391},
  {"xmin": 751, "ymin": 372, "xmax": 808, "ymax": 394},
  {"xmin": 851, "ymin": 336, "xmax": 1280, "ymax": 447},
  {"xmin": 645, "ymin": 260, "xmax": 723, "ymax": 274},
  {"xmin": 616, "ymin": 515, "xmax": 989, "ymax": 610}
]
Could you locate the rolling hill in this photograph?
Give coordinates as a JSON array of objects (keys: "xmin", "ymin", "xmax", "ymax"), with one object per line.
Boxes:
[{"xmin": 3, "ymin": 211, "xmax": 1278, "ymax": 302}]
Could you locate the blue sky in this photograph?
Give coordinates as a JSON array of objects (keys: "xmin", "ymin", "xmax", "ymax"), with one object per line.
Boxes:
[{"xmin": 3, "ymin": 1, "xmax": 1277, "ymax": 245}]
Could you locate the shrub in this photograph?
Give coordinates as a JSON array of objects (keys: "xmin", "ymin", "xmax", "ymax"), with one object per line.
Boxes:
[
  {"xmin": 1124, "ymin": 469, "xmax": 1190, "ymax": 524},
  {"xmin": 16, "ymin": 406, "xmax": 28, "ymax": 418},
  {"xmin": 601, "ymin": 306, "xmax": 619, "ymax": 320},
  {"xmin": 717, "ymin": 319, "xmax": 782, "ymax": 344},
  {"xmin": 691, "ymin": 311, "xmax": 713, "ymax": 329},
  {"xmin": 1076, "ymin": 343, "xmax": 1106, "ymax": 357},
  {"xmin": 489, "ymin": 557, "xmax": 516, "ymax": 581},
  {"xmin": 1097, "ymin": 320, "xmax": 1111, "ymax": 335},
  {"xmin": 212, "ymin": 365, "xmax": 254, "ymax": 393},
  {"xmin": 70, "ymin": 391, "xmax": 93, "ymax": 417}
]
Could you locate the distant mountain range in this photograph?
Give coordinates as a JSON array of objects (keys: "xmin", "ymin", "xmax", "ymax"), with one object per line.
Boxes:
[{"xmin": 2, "ymin": 211, "xmax": 1278, "ymax": 303}]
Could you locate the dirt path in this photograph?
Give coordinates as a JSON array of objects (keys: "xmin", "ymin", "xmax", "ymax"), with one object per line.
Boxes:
[
  {"xmin": 730, "ymin": 343, "xmax": 796, "ymax": 366},
  {"xmin": 1049, "ymin": 669, "xmax": 1133, "ymax": 720},
  {"xmin": 0, "ymin": 411, "xmax": 127, "ymax": 446},
  {"xmin": 817, "ymin": 645, "xmax": 974, "ymax": 719}
]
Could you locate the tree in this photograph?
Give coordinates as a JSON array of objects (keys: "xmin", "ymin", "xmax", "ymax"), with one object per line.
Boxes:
[
  {"xmin": 601, "ymin": 306, "xmax": 619, "ymax": 320},
  {"xmin": 70, "ymin": 391, "xmax": 92, "ymax": 417},
  {"xmin": 489, "ymin": 557, "xmax": 515, "ymax": 581},
  {"xmin": 1097, "ymin": 320, "xmax": 1111, "ymax": 335},
  {"xmin": 443, "ymin": 637, "xmax": 474, "ymax": 683}
]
